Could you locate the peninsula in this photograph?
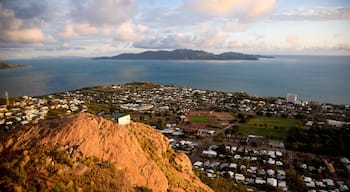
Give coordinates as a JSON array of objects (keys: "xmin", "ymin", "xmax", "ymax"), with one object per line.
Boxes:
[
  {"xmin": 94, "ymin": 49, "xmax": 273, "ymax": 60},
  {"xmin": 0, "ymin": 61, "xmax": 28, "ymax": 71}
]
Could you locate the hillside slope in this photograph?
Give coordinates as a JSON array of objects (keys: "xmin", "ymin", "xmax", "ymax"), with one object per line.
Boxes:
[
  {"xmin": 94, "ymin": 49, "xmax": 273, "ymax": 60},
  {"xmin": 0, "ymin": 113, "xmax": 212, "ymax": 192}
]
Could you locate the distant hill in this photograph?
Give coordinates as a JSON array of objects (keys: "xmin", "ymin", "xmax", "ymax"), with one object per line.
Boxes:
[
  {"xmin": 0, "ymin": 61, "xmax": 28, "ymax": 71},
  {"xmin": 94, "ymin": 49, "xmax": 273, "ymax": 60},
  {"xmin": 0, "ymin": 113, "xmax": 212, "ymax": 192}
]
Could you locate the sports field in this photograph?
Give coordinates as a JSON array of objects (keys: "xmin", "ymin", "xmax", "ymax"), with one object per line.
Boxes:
[
  {"xmin": 238, "ymin": 117, "xmax": 301, "ymax": 140},
  {"xmin": 190, "ymin": 115, "xmax": 210, "ymax": 124}
]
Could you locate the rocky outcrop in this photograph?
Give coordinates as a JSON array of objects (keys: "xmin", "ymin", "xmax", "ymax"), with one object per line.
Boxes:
[{"xmin": 1, "ymin": 113, "xmax": 212, "ymax": 192}]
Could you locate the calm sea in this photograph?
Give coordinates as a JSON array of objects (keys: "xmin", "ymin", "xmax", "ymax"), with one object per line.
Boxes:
[{"xmin": 1, "ymin": 55, "xmax": 349, "ymax": 105}]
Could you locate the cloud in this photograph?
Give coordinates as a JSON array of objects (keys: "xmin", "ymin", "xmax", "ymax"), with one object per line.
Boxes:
[
  {"xmin": 333, "ymin": 33, "xmax": 344, "ymax": 38},
  {"xmin": 36, "ymin": 43, "xmax": 85, "ymax": 51},
  {"xmin": 134, "ymin": 26, "xmax": 228, "ymax": 49},
  {"xmin": 2, "ymin": 0, "xmax": 47, "ymax": 19},
  {"xmin": 271, "ymin": 7, "xmax": 350, "ymax": 21},
  {"xmin": 286, "ymin": 34, "xmax": 299, "ymax": 45},
  {"xmin": 228, "ymin": 40, "xmax": 251, "ymax": 49},
  {"xmin": 1, "ymin": 28, "xmax": 54, "ymax": 44},
  {"xmin": 138, "ymin": 6, "xmax": 209, "ymax": 27},
  {"xmin": 0, "ymin": 0, "xmax": 63, "ymax": 29},
  {"xmin": 223, "ymin": 19, "xmax": 248, "ymax": 32},
  {"xmin": 60, "ymin": 0, "xmax": 144, "ymax": 42},
  {"xmin": 0, "ymin": 3, "xmax": 54, "ymax": 44},
  {"xmin": 71, "ymin": 0, "xmax": 137, "ymax": 27},
  {"xmin": 133, "ymin": 33, "xmax": 193, "ymax": 49},
  {"xmin": 115, "ymin": 20, "xmax": 148, "ymax": 41},
  {"xmin": 186, "ymin": 0, "xmax": 276, "ymax": 20},
  {"xmin": 60, "ymin": 20, "xmax": 147, "ymax": 42},
  {"xmin": 60, "ymin": 24, "xmax": 77, "ymax": 38}
]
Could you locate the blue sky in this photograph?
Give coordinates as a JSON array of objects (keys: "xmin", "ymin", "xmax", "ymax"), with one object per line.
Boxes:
[{"xmin": 0, "ymin": 0, "xmax": 349, "ymax": 59}]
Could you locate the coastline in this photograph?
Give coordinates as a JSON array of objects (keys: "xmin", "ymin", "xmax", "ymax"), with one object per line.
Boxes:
[
  {"xmin": 0, "ymin": 56, "xmax": 348, "ymax": 105},
  {"xmin": 0, "ymin": 61, "xmax": 30, "ymax": 71}
]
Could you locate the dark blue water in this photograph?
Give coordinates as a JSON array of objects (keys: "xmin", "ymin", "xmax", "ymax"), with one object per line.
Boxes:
[{"xmin": 1, "ymin": 55, "xmax": 349, "ymax": 104}]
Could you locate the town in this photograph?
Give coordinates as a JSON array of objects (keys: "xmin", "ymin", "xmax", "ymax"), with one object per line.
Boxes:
[{"xmin": 0, "ymin": 82, "xmax": 349, "ymax": 192}]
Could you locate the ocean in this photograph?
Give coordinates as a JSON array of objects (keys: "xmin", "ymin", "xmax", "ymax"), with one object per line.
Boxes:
[{"xmin": 1, "ymin": 55, "xmax": 349, "ymax": 105}]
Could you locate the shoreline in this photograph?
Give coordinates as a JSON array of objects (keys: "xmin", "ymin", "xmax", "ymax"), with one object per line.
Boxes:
[{"xmin": 0, "ymin": 61, "xmax": 30, "ymax": 71}]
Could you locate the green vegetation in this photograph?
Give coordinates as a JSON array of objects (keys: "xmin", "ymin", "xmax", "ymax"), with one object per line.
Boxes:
[
  {"xmin": 286, "ymin": 126, "xmax": 350, "ymax": 156},
  {"xmin": 196, "ymin": 172, "xmax": 250, "ymax": 192},
  {"xmin": 238, "ymin": 117, "xmax": 301, "ymax": 140},
  {"xmin": 46, "ymin": 108, "xmax": 67, "ymax": 119},
  {"xmin": 190, "ymin": 115, "xmax": 210, "ymax": 124},
  {"xmin": 213, "ymin": 132, "xmax": 225, "ymax": 142},
  {"xmin": 85, "ymin": 103, "xmax": 114, "ymax": 114},
  {"xmin": 0, "ymin": 147, "xmax": 125, "ymax": 191}
]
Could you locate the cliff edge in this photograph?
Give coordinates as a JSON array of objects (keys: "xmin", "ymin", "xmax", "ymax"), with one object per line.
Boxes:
[{"xmin": 0, "ymin": 113, "xmax": 212, "ymax": 192}]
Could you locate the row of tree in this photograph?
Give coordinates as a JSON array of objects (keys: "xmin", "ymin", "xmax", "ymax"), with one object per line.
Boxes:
[{"xmin": 285, "ymin": 127, "xmax": 350, "ymax": 156}]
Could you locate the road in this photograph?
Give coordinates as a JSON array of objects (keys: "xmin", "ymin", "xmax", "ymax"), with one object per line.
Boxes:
[{"xmin": 189, "ymin": 124, "xmax": 234, "ymax": 162}]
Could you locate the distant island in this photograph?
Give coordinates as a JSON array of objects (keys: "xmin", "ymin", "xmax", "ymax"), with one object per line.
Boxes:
[
  {"xmin": 93, "ymin": 49, "xmax": 273, "ymax": 60},
  {"xmin": 0, "ymin": 61, "xmax": 28, "ymax": 71}
]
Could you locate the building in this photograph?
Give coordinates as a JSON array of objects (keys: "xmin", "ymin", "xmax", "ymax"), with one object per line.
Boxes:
[
  {"xmin": 109, "ymin": 113, "xmax": 131, "ymax": 125},
  {"xmin": 287, "ymin": 94, "xmax": 298, "ymax": 104},
  {"xmin": 246, "ymin": 135, "xmax": 265, "ymax": 145}
]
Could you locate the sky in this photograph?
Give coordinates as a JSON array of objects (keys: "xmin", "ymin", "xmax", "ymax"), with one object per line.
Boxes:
[{"xmin": 0, "ymin": 0, "xmax": 349, "ymax": 59}]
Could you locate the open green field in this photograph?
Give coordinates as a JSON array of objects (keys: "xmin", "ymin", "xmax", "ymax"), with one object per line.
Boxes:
[
  {"xmin": 238, "ymin": 117, "xmax": 302, "ymax": 140},
  {"xmin": 190, "ymin": 115, "xmax": 210, "ymax": 124}
]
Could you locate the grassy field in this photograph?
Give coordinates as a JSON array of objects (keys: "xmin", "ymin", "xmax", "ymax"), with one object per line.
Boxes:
[
  {"xmin": 190, "ymin": 115, "xmax": 210, "ymax": 124},
  {"xmin": 238, "ymin": 117, "xmax": 301, "ymax": 140}
]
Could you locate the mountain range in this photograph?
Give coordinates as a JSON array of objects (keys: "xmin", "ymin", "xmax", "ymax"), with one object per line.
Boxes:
[{"xmin": 94, "ymin": 49, "xmax": 273, "ymax": 60}]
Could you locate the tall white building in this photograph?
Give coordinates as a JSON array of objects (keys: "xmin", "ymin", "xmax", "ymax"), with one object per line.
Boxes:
[{"xmin": 287, "ymin": 94, "xmax": 298, "ymax": 104}]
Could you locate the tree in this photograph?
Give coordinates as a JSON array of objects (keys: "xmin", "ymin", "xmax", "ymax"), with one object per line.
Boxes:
[{"xmin": 287, "ymin": 168, "xmax": 307, "ymax": 192}]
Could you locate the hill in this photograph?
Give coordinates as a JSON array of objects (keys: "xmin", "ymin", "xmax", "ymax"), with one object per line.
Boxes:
[
  {"xmin": 0, "ymin": 113, "xmax": 212, "ymax": 192},
  {"xmin": 94, "ymin": 49, "xmax": 273, "ymax": 60},
  {"xmin": 0, "ymin": 61, "xmax": 28, "ymax": 71}
]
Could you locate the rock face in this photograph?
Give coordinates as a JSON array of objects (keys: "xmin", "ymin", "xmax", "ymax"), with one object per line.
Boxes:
[{"xmin": 1, "ymin": 113, "xmax": 212, "ymax": 192}]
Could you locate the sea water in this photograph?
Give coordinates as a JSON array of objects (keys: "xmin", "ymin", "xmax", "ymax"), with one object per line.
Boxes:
[{"xmin": 1, "ymin": 55, "xmax": 349, "ymax": 104}]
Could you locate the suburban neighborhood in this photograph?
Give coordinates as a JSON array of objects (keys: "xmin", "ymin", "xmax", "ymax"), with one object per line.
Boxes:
[{"xmin": 0, "ymin": 82, "xmax": 349, "ymax": 191}]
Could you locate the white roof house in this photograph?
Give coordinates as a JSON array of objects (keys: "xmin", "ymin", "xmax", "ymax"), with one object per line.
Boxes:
[
  {"xmin": 278, "ymin": 180, "xmax": 287, "ymax": 188},
  {"xmin": 229, "ymin": 163, "xmax": 237, "ymax": 169},
  {"xmin": 193, "ymin": 161, "xmax": 203, "ymax": 167},
  {"xmin": 235, "ymin": 173, "xmax": 245, "ymax": 182},
  {"xmin": 202, "ymin": 150, "xmax": 217, "ymax": 158},
  {"xmin": 267, "ymin": 178, "xmax": 277, "ymax": 187},
  {"xmin": 267, "ymin": 169, "xmax": 275, "ymax": 176},
  {"xmin": 255, "ymin": 178, "xmax": 266, "ymax": 184}
]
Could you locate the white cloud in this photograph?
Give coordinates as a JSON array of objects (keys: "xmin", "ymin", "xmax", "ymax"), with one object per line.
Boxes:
[
  {"xmin": 271, "ymin": 7, "xmax": 350, "ymax": 21},
  {"xmin": 74, "ymin": 23, "xmax": 99, "ymax": 35},
  {"xmin": 133, "ymin": 33, "xmax": 194, "ymax": 49},
  {"xmin": 60, "ymin": 24, "xmax": 77, "ymax": 38},
  {"xmin": 115, "ymin": 20, "xmax": 148, "ymax": 41},
  {"xmin": 2, "ymin": 28, "xmax": 54, "ymax": 44},
  {"xmin": 134, "ymin": 25, "xmax": 228, "ymax": 49},
  {"xmin": 223, "ymin": 19, "xmax": 248, "ymax": 32},
  {"xmin": 60, "ymin": 0, "xmax": 145, "ymax": 43},
  {"xmin": 186, "ymin": 0, "xmax": 276, "ymax": 20},
  {"xmin": 228, "ymin": 40, "xmax": 251, "ymax": 49},
  {"xmin": 0, "ymin": 3, "xmax": 54, "ymax": 44},
  {"xmin": 286, "ymin": 34, "xmax": 299, "ymax": 45},
  {"xmin": 60, "ymin": 20, "xmax": 147, "ymax": 42},
  {"xmin": 71, "ymin": 0, "xmax": 137, "ymax": 27}
]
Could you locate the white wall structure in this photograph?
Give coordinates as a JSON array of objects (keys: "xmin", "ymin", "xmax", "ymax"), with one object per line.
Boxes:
[
  {"xmin": 117, "ymin": 114, "xmax": 131, "ymax": 125},
  {"xmin": 109, "ymin": 113, "xmax": 131, "ymax": 125},
  {"xmin": 287, "ymin": 94, "xmax": 298, "ymax": 104}
]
